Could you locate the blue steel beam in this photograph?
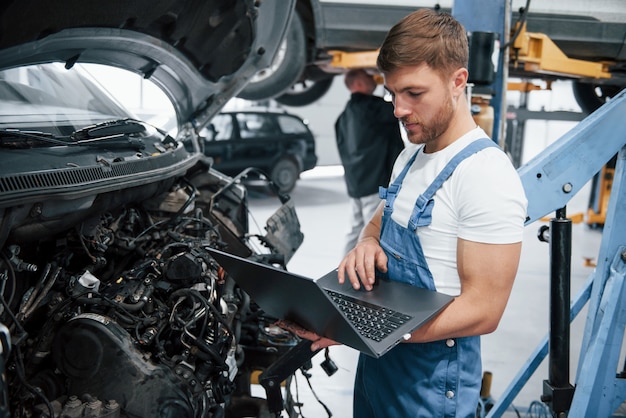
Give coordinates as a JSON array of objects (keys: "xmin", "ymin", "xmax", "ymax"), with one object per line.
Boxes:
[
  {"xmin": 570, "ymin": 247, "xmax": 626, "ymax": 416},
  {"xmin": 519, "ymin": 89, "xmax": 626, "ymax": 224},
  {"xmin": 578, "ymin": 142, "xmax": 626, "ymax": 364}
]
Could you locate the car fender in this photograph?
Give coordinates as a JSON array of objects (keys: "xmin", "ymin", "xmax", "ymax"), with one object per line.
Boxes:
[{"xmin": 300, "ymin": 0, "xmax": 326, "ymax": 50}]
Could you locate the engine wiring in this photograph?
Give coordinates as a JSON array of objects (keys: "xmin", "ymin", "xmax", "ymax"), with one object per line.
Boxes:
[{"xmin": 0, "ymin": 170, "xmax": 323, "ymax": 417}]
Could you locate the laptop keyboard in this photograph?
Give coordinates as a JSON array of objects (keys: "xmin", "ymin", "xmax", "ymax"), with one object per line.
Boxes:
[{"xmin": 325, "ymin": 290, "xmax": 413, "ymax": 342}]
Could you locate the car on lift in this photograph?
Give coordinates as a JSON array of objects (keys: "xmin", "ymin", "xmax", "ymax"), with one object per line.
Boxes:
[
  {"xmin": 0, "ymin": 1, "xmax": 311, "ymax": 417},
  {"xmin": 202, "ymin": 109, "xmax": 318, "ymax": 193},
  {"xmin": 237, "ymin": 0, "xmax": 626, "ymax": 113}
]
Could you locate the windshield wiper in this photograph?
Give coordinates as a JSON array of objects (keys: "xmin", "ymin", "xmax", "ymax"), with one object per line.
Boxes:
[
  {"xmin": 72, "ymin": 135, "xmax": 145, "ymax": 150},
  {"xmin": 0, "ymin": 129, "xmax": 71, "ymax": 148},
  {"xmin": 71, "ymin": 119, "xmax": 146, "ymax": 150},
  {"xmin": 72, "ymin": 119, "xmax": 146, "ymax": 140},
  {"xmin": 0, "ymin": 120, "xmax": 147, "ymax": 151}
]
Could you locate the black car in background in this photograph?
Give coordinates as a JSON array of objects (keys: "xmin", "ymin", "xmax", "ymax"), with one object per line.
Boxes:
[{"xmin": 203, "ymin": 110, "xmax": 318, "ymax": 193}]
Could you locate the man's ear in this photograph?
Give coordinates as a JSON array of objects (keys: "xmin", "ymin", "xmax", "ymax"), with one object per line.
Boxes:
[{"xmin": 451, "ymin": 68, "xmax": 469, "ymax": 98}]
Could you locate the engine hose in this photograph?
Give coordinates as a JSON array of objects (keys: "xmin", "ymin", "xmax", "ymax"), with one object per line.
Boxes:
[
  {"xmin": 192, "ymin": 338, "xmax": 228, "ymax": 369},
  {"xmin": 170, "ymin": 288, "xmax": 235, "ymax": 355},
  {"xmin": 114, "ymin": 300, "xmax": 146, "ymax": 312},
  {"xmin": 23, "ymin": 266, "xmax": 62, "ymax": 319},
  {"xmin": 0, "ymin": 254, "xmax": 17, "ymax": 310},
  {"xmin": 75, "ymin": 296, "xmax": 146, "ymax": 326}
]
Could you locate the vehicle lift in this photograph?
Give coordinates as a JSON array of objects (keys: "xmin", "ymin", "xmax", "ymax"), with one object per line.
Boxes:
[
  {"xmin": 488, "ymin": 86, "xmax": 626, "ymax": 417},
  {"xmin": 454, "ymin": 1, "xmax": 626, "ymax": 415},
  {"xmin": 256, "ymin": 1, "xmax": 626, "ymax": 416}
]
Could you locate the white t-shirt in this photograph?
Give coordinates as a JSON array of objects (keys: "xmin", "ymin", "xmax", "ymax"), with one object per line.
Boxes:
[{"xmin": 388, "ymin": 127, "xmax": 528, "ymax": 295}]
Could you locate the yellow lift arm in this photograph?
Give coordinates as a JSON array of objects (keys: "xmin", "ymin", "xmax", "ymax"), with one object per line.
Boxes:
[
  {"xmin": 510, "ymin": 22, "xmax": 612, "ymax": 80},
  {"xmin": 328, "ymin": 23, "xmax": 614, "ymax": 84}
]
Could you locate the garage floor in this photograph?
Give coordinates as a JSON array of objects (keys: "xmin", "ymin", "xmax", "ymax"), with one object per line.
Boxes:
[{"xmin": 246, "ymin": 165, "xmax": 605, "ymax": 417}]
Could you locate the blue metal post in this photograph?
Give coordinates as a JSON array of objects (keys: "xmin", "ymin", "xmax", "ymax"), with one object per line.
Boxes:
[
  {"xmin": 452, "ymin": 0, "xmax": 509, "ymax": 145},
  {"xmin": 569, "ymin": 143, "xmax": 626, "ymax": 416}
]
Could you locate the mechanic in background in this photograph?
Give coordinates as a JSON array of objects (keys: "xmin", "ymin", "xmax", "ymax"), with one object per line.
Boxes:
[
  {"xmin": 306, "ymin": 9, "xmax": 527, "ymax": 417},
  {"xmin": 334, "ymin": 68, "xmax": 404, "ymax": 255}
]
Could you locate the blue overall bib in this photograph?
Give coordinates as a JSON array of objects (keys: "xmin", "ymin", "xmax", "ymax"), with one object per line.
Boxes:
[{"xmin": 353, "ymin": 138, "xmax": 497, "ymax": 418}]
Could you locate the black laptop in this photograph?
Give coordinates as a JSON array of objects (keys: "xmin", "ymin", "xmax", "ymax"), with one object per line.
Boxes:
[{"xmin": 208, "ymin": 248, "xmax": 454, "ymax": 358}]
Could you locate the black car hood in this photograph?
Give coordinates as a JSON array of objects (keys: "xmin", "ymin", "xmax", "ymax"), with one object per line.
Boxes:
[{"xmin": 0, "ymin": 0, "xmax": 294, "ymax": 129}]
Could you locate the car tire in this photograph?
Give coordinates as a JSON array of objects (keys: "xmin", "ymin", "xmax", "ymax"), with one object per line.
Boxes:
[
  {"xmin": 274, "ymin": 76, "xmax": 335, "ymax": 107},
  {"xmin": 237, "ymin": 13, "xmax": 306, "ymax": 101},
  {"xmin": 271, "ymin": 158, "xmax": 299, "ymax": 193},
  {"xmin": 572, "ymin": 81, "xmax": 623, "ymax": 115}
]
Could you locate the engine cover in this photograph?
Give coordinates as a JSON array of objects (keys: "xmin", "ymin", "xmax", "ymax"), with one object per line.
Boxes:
[{"xmin": 53, "ymin": 314, "xmax": 195, "ymax": 417}]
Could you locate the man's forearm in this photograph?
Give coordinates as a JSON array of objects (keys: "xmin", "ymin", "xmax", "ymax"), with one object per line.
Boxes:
[{"xmin": 357, "ymin": 204, "xmax": 383, "ymax": 244}]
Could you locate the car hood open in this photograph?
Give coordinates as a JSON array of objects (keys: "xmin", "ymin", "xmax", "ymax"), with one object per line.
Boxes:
[{"xmin": 0, "ymin": 0, "xmax": 294, "ymax": 129}]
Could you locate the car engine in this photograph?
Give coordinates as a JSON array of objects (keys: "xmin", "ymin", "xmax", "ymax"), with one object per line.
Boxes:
[{"xmin": 0, "ymin": 164, "xmax": 304, "ymax": 417}]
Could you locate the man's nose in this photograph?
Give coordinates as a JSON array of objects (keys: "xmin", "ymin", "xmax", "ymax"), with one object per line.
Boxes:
[{"xmin": 393, "ymin": 99, "xmax": 410, "ymax": 119}]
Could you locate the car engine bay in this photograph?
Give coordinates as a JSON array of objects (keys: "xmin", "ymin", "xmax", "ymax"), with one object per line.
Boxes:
[{"xmin": 0, "ymin": 160, "xmax": 306, "ymax": 417}]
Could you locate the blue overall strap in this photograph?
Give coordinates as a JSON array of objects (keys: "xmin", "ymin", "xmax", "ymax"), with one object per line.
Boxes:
[
  {"xmin": 379, "ymin": 148, "xmax": 421, "ymax": 216},
  {"xmin": 407, "ymin": 138, "xmax": 499, "ymax": 231}
]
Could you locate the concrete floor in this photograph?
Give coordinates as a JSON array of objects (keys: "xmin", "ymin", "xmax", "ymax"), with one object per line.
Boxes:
[{"xmin": 245, "ymin": 165, "xmax": 606, "ymax": 417}]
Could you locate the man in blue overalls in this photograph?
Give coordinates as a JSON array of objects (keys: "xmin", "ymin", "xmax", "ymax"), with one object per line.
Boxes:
[{"xmin": 286, "ymin": 8, "xmax": 528, "ymax": 417}]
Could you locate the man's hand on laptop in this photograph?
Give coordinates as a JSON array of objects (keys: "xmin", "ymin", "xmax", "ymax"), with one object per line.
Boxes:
[
  {"xmin": 274, "ymin": 319, "xmax": 339, "ymax": 351},
  {"xmin": 338, "ymin": 236, "xmax": 388, "ymax": 291}
]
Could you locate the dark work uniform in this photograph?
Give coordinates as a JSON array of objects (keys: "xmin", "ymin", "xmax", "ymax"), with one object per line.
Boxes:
[
  {"xmin": 335, "ymin": 92, "xmax": 404, "ymax": 254},
  {"xmin": 335, "ymin": 92, "xmax": 404, "ymax": 198}
]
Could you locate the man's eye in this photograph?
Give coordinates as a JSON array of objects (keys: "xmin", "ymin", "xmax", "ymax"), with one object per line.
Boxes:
[{"xmin": 408, "ymin": 91, "xmax": 422, "ymax": 98}]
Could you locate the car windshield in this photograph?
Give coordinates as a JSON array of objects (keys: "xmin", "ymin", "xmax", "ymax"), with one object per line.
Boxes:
[{"xmin": 0, "ymin": 63, "xmax": 133, "ymax": 137}]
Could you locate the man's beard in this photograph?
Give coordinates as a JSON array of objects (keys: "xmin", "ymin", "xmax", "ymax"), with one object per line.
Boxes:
[{"xmin": 402, "ymin": 94, "xmax": 455, "ymax": 146}]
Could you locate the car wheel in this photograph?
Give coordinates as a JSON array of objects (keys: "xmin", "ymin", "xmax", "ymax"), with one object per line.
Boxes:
[
  {"xmin": 572, "ymin": 81, "xmax": 623, "ymax": 115},
  {"xmin": 275, "ymin": 76, "xmax": 335, "ymax": 107},
  {"xmin": 237, "ymin": 13, "xmax": 306, "ymax": 101},
  {"xmin": 271, "ymin": 158, "xmax": 299, "ymax": 193}
]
